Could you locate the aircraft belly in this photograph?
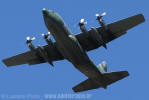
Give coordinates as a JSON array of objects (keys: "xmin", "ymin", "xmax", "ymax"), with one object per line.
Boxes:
[
  {"xmin": 57, "ymin": 36, "xmax": 86, "ymax": 64},
  {"xmin": 54, "ymin": 33, "xmax": 102, "ymax": 78},
  {"xmin": 49, "ymin": 23, "xmax": 102, "ymax": 78},
  {"xmin": 58, "ymin": 40, "xmax": 102, "ymax": 78}
]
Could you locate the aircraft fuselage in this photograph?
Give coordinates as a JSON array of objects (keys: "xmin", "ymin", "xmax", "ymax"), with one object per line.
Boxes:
[
  {"xmin": 42, "ymin": 10, "xmax": 104, "ymax": 79},
  {"xmin": 42, "ymin": 9, "xmax": 111, "ymax": 88}
]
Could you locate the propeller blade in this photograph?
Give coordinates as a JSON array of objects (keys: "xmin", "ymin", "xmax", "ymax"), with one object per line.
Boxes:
[
  {"xmin": 95, "ymin": 13, "xmax": 100, "ymax": 17},
  {"xmin": 26, "ymin": 36, "xmax": 30, "ymax": 40},
  {"xmin": 80, "ymin": 18, "xmax": 87, "ymax": 25},
  {"xmin": 80, "ymin": 18, "xmax": 85, "ymax": 23},
  {"xmin": 102, "ymin": 61, "xmax": 107, "ymax": 65},
  {"xmin": 48, "ymin": 32, "xmax": 51, "ymax": 35},
  {"xmin": 101, "ymin": 12, "xmax": 106, "ymax": 16},
  {"xmin": 41, "ymin": 33, "xmax": 45, "ymax": 36},
  {"xmin": 31, "ymin": 37, "xmax": 36, "ymax": 40},
  {"xmin": 84, "ymin": 21, "xmax": 87, "ymax": 24},
  {"xmin": 43, "ymin": 8, "xmax": 46, "ymax": 11}
]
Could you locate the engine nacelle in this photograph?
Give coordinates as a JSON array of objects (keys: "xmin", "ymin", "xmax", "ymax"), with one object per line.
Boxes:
[
  {"xmin": 97, "ymin": 18, "xmax": 107, "ymax": 31},
  {"xmin": 90, "ymin": 27, "xmax": 107, "ymax": 49},
  {"xmin": 26, "ymin": 40, "xmax": 35, "ymax": 51},
  {"xmin": 37, "ymin": 46, "xmax": 53, "ymax": 66},
  {"xmin": 96, "ymin": 12, "xmax": 108, "ymax": 31},
  {"xmin": 79, "ymin": 22, "xmax": 88, "ymax": 34},
  {"xmin": 42, "ymin": 34, "xmax": 54, "ymax": 46},
  {"xmin": 45, "ymin": 37, "xmax": 54, "ymax": 46},
  {"xmin": 97, "ymin": 61, "xmax": 107, "ymax": 73}
]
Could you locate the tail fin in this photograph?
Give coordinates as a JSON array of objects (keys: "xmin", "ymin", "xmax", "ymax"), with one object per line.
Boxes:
[{"xmin": 72, "ymin": 71, "xmax": 129, "ymax": 92}]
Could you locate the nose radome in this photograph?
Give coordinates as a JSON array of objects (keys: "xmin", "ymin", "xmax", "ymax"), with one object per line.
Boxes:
[
  {"xmin": 42, "ymin": 8, "xmax": 48, "ymax": 14},
  {"xmin": 42, "ymin": 8, "xmax": 46, "ymax": 11},
  {"xmin": 42, "ymin": 8, "xmax": 54, "ymax": 16},
  {"xmin": 42, "ymin": 8, "xmax": 53, "ymax": 13},
  {"xmin": 42, "ymin": 8, "xmax": 51, "ymax": 19}
]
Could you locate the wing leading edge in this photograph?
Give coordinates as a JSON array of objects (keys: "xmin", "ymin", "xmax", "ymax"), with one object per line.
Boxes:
[{"xmin": 76, "ymin": 14, "xmax": 145, "ymax": 51}]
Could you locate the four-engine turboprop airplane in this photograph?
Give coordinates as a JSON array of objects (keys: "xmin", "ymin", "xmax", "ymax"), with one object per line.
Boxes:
[{"xmin": 2, "ymin": 8, "xmax": 145, "ymax": 92}]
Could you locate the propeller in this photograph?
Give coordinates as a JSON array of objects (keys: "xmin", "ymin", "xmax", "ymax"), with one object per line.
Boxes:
[
  {"xmin": 101, "ymin": 12, "xmax": 106, "ymax": 16},
  {"xmin": 26, "ymin": 36, "xmax": 30, "ymax": 41},
  {"xmin": 31, "ymin": 37, "xmax": 36, "ymax": 41},
  {"xmin": 41, "ymin": 34, "xmax": 45, "ymax": 36},
  {"xmin": 48, "ymin": 32, "xmax": 51, "ymax": 35},
  {"xmin": 41, "ymin": 32, "xmax": 51, "ymax": 37},
  {"xmin": 95, "ymin": 12, "xmax": 107, "ymax": 17},
  {"xmin": 95, "ymin": 12, "xmax": 107, "ymax": 31},
  {"xmin": 95, "ymin": 13, "xmax": 100, "ymax": 17},
  {"xmin": 42, "ymin": 8, "xmax": 46, "ymax": 11},
  {"xmin": 26, "ymin": 36, "xmax": 36, "ymax": 43},
  {"xmin": 79, "ymin": 18, "xmax": 87, "ymax": 25}
]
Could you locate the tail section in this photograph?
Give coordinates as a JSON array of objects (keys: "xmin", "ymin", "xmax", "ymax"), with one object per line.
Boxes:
[{"xmin": 72, "ymin": 71, "xmax": 129, "ymax": 92}]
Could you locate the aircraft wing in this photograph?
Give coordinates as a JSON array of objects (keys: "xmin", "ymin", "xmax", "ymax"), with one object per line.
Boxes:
[
  {"xmin": 76, "ymin": 14, "xmax": 145, "ymax": 51},
  {"xmin": 2, "ymin": 44, "xmax": 64, "ymax": 67}
]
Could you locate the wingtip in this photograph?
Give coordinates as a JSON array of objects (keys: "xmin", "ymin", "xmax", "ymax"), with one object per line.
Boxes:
[
  {"xmin": 137, "ymin": 14, "xmax": 145, "ymax": 22},
  {"xmin": 2, "ymin": 59, "xmax": 10, "ymax": 67},
  {"xmin": 129, "ymin": 13, "xmax": 145, "ymax": 24},
  {"xmin": 72, "ymin": 87, "xmax": 80, "ymax": 93},
  {"xmin": 123, "ymin": 71, "xmax": 130, "ymax": 77}
]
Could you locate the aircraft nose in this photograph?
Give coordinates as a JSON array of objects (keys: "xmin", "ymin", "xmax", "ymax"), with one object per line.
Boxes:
[
  {"xmin": 42, "ymin": 8, "xmax": 46, "ymax": 11},
  {"xmin": 42, "ymin": 8, "xmax": 48, "ymax": 16},
  {"xmin": 42, "ymin": 8, "xmax": 54, "ymax": 18}
]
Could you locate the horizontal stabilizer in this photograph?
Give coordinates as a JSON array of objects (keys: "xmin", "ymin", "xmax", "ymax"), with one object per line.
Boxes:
[
  {"xmin": 72, "ymin": 78, "xmax": 101, "ymax": 92},
  {"xmin": 103, "ymin": 71, "xmax": 129, "ymax": 85},
  {"xmin": 72, "ymin": 71, "xmax": 129, "ymax": 92}
]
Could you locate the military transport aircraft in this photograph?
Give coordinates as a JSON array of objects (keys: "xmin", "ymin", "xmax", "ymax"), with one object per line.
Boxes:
[{"xmin": 2, "ymin": 8, "xmax": 145, "ymax": 92}]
